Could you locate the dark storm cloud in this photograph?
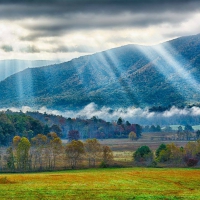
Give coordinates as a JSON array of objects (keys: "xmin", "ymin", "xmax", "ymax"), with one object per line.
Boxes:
[
  {"xmin": 18, "ymin": 11, "xmax": 194, "ymax": 41},
  {"xmin": 0, "ymin": 0, "xmax": 199, "ymax": 19},
  {"xmin": 1, "ymin": 0, "xmax": 200, "ymax": 41}
]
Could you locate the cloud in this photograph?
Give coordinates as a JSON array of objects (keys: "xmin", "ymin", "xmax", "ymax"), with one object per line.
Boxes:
[
  {"xmin": 1, "ymin": 103, "xmax": 200, "ymax": 125},
  {"xmin": 1, "ymin": 0, "xmax": 200, "ymax": 59},
  {"xmin": 20, "ymin": 45, "xmax": 40, "ymax": 53},
  {"xmin": 49, "ymin": 44, "xmax": 98, "ymax": 53},
  {"xmin": 0, "ymin": 1, "xmax": 199, "ymax": 36},
  {"xmin": 1, "ymin": 45, "xmax": 13, "ymax": 52}
]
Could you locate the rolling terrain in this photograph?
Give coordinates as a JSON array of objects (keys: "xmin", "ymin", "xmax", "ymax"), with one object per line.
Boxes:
[{"xmin": 0, "ymin": 34, "xmax": 200, "ymax": 110}]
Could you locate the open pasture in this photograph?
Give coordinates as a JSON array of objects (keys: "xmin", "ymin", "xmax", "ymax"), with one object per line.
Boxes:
[
  {"xmin": 0, "ymin": 168, "xmax": 200, "ymax": 200},
  {"xmin": 98, "ymin": 136, "xmax": 190, "ymax": 151}
]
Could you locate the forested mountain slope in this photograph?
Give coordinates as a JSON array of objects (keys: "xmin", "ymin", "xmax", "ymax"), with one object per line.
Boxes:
[{"xmin": 0, "ymin": 34, "xmax": 200, "ymax": 110}]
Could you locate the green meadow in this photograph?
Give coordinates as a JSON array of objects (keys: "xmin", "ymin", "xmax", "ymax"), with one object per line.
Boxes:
[{"xmin": 0, "ymin": 168, "xmax": 199, "ymax": 200}]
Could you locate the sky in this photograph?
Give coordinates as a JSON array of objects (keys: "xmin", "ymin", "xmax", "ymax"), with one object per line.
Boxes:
[{"xmin": 0, "ymin": 0, "xmax": 200, "ymax": 61}]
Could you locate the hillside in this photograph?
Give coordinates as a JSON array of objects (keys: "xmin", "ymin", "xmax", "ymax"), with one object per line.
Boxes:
[{"xmin": 0, "ymin": 34, "xmax": 200, "ymax": 110}]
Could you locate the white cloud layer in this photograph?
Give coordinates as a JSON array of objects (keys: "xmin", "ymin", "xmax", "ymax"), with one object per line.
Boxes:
[{"xmin": 1, "ymin": 103, "xmax": 200, "ymax": 125}]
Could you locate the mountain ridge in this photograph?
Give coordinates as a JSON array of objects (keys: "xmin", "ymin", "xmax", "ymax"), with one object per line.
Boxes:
[{"xmin": 0, "ymin": 34, "xmax": 200, "ymax": 110}]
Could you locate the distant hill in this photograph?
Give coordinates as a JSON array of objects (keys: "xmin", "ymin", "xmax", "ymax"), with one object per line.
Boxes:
[
  {"xmin": 0, "ymin": 34, "xmax": 200, "ymax": 110},
  {"xmin": 0, "ymin": 60, "xmax": 60, "ymax": 81}
]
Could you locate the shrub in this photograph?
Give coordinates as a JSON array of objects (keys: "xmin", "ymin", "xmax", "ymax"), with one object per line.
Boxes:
[
  {"xmin": 133, "ymin": 146, "xmax": 153, "ymax": 163},
  {"xmin": 99, "ymin": 161, "xmax": 108, "ymax": 168},
  {"xmin": 187, "ymin": 158, "xmax": 198, "ymax": 167}
]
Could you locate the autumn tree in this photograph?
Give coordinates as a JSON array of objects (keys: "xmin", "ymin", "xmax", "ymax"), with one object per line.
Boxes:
[
  {"xmin": 16, "ymin": 137, "xmax": 31, "ymax": 171},
  {"xmin": 50, "ymin": 136, "xmax": 62, "ymax": 168},
  {"xmin": 184, "ymin": 141, "xmax": 200, "ymax": 166},
  {"xmin": 31, "ymin": 134, "xmax": 48, "ymax": 169},
  {"xmin": 167, "ymin": 143, "xmax": 184, "ymax": 165},
  {"xmin": 13, "ymin": 136, "xmax": 21, "ymax": 147},
  {"xmin": 102, "ymin": 145, "xmax": 113, "ymax": 166},
  {"xmin": 129, "ymin": 131, "xmax": 137, "ymax": 141},
  {"xmin": 65, "ymin": 140, "xmax": 85, "ymax": 169},
  {"xmin": 157, "ymin": 143, "xmax": 184, "ymax": 165},
  {"xmin": 84, "ymin": 139, "xmax": 101, "ymax": 167}
]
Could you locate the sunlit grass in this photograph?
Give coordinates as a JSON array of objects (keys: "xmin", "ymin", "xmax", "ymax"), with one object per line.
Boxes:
[
  {"xmin": 0, "ymin": 168, "xmax": 200, "ymax": 199},
  {"xmin": 113, "ymin": 151, "xmax": 133, "ymax": 162}
]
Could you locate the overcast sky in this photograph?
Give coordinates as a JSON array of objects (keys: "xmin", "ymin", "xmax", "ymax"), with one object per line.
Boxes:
[{"xmin": 0, "ymin": 0, "xmax": 200, "ymax": 61}]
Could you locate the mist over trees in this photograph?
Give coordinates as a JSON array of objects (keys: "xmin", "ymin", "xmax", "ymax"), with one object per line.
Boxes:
[{"xmin": 0, "ymin": 111, "xmax": 143, "ymax": 145}]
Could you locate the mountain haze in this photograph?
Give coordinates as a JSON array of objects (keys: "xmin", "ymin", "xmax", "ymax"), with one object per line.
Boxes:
[
  {"xmin": 0, "ymin": 34, "xmax": 200, "ymax": 110},
  {"xmin": 0, "ymin": 60, "xmax": 59, "ymax": 82}
]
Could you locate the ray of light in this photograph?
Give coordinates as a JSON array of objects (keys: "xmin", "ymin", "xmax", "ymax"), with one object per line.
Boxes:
[
  {"xmin": 136, "ymin": 44, "xmax": 190, "ymax": 101},
  {"xmin": 153, "ymin": 43, "xmax": 200, "ymax": 93},
  {"xmin": 103, "ymin": 49, "xmax": 143, "ymax": 106}
]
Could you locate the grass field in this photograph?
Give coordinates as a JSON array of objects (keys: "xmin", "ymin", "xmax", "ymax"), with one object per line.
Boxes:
[{"xmin": 0, "ymin": 168, "xmax": 200, "ymax": 200}]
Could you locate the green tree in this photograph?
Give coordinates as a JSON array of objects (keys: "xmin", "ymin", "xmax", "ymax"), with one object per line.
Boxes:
[
  {"xmin": 150, "ymin": 125, "xmax": 156, "ymax": 132},
  {"xmin": 156, "ymin": 144, "xmax": 167, "ymax": 158},
  {"xmin": 155, "ymin": 125, "xmax": 161, "ymax": 132},
  {"xmin": 6, "ymin": 147, "xmax": 15, "ymax": 171},
  {"xmin": 51, "ymin": 124, "xmax": 62, "ymax": 137},
  {"xmin": 117, "ymin": 117, "xmax": 123, "ymax": 125},
  {"xmin": 184, "ymin": 125, "xmax": 194, "ymax": 132},
  {"xmin": 133, "ymin": 146, "xmax": 153, "ymax": 163},
  {"xmin": 196, "ymin": 130, "xmax": 200, "ymax": 140},
  {"xmin": 43, "ymin": 124, "xmax": 50, "ymax": 135}
]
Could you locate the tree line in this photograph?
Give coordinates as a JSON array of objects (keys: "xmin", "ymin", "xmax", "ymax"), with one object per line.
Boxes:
[
  {"xmin": 0, "ymin": 134, "xmax": 113, "ymax": 172},
  {"xmin": 0, "ymin": 112, "xmax": 63, "ymax": 146},
  {"xmin": 133, "ymin": 141, "xmax": 200, "ymax": 167},
  {"xmin": 1, "ymin": 111, "xmax": 142, "ymax": 142}
]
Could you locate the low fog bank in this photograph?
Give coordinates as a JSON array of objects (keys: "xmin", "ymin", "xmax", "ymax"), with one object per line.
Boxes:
[{"xmin": 1, "ymin": 103, "xmax": 200, "ymax": 125}]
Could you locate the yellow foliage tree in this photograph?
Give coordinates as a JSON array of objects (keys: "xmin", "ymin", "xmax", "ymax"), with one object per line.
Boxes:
[{"xmin": 129, "ymin": 131, "xmax": 137, "ymax": 141}]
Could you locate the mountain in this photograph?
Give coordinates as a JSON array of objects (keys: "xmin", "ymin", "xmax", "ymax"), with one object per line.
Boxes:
[
  {"xmin": 0, "ymin": 60, "xmax": 60, "ymax": 81},
  {"xmin": 0, "ymin": 34, "xmax": 200, "ymax": 110}
]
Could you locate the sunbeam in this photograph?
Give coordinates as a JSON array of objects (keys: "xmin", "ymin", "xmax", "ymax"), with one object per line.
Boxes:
[
  {"xmin": 103, "ymin": 49, "xmax": 141, "ymax": 106},
  {"xmin": 136, "ymin": 44, "xmax": 189, "ymax": 102},
  {"xmin": 153, "ymin": 43, "xmax": 200, "ymax": 93}
]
